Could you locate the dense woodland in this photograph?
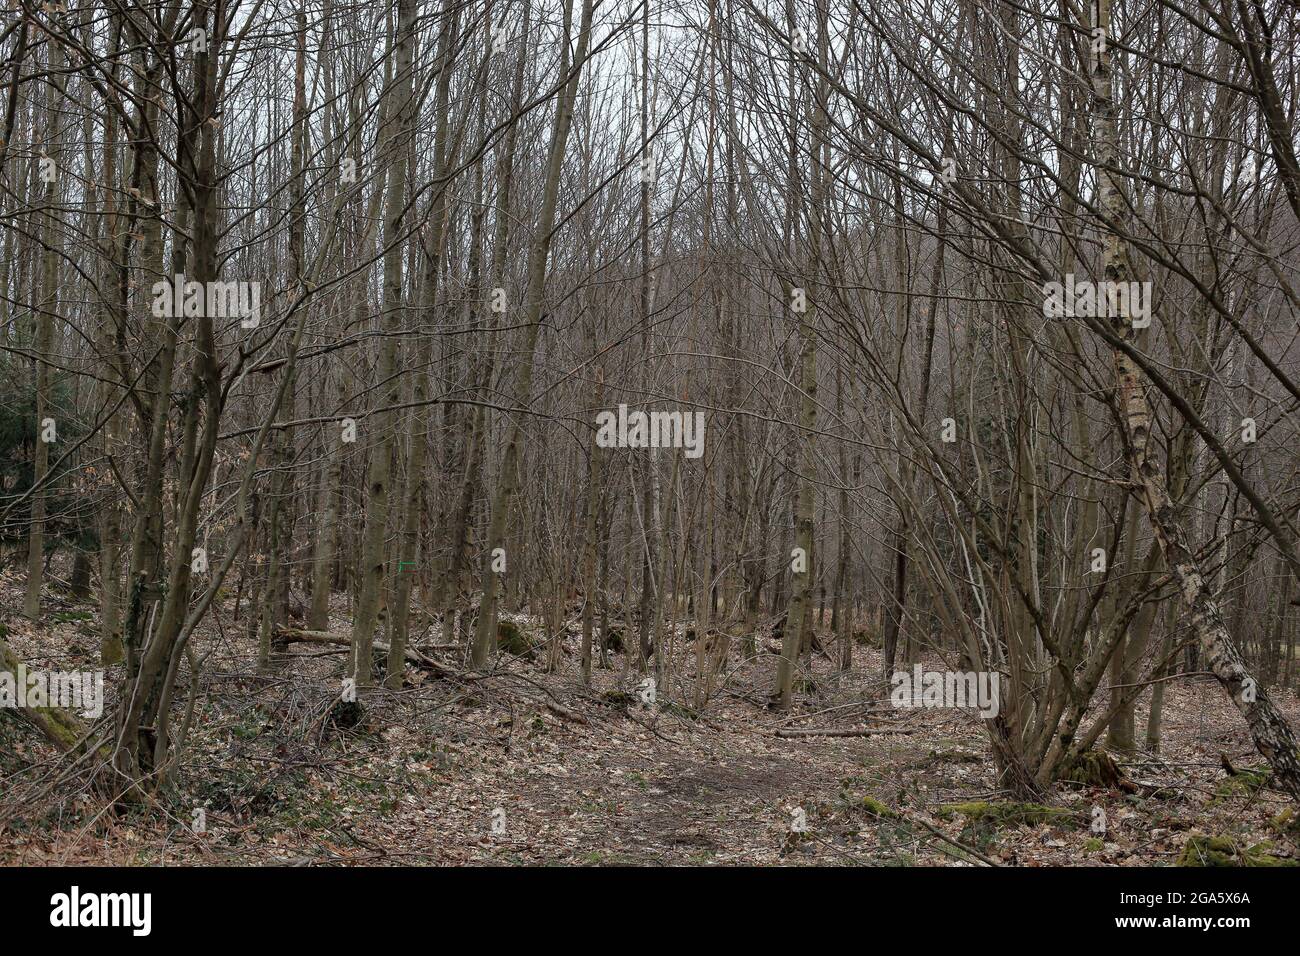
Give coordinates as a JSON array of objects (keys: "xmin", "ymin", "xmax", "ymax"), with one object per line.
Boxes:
[{"xmin": 2, "ymin": 0, "xmax": 1300, "ymax": 867}]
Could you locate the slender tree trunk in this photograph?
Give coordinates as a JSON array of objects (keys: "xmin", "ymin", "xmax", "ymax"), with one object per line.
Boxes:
[
  {"xmin": 350, "ymin": 0, "xmax": 416, "ymax": 688},
  {"xmin": 470, "ymin": 0, "xmax": 596, "ymax": 668},
  {"xmin": 774, "ymin": 1, "xmax": 825, "ymax": 708},
  {"xmin": 1091, "ymin": 0, "xmax": 1300, "ymax": 799},
  {"xmin": 25, "ymin": 27, "xmax": 64, "ymax": 619},
  {"xmin": 388, "ymin": 10, "xmax": 459, "ymax": 687},
  {"xmin": 580, "ymin": 370, "xmax": 605, "ymax": 685}
]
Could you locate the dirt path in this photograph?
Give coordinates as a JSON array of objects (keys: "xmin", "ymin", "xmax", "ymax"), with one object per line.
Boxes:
[
  {"xmin": 361, "ymin": 700, "xmax": 974, "ymax": 865},
  {"xmin": 5, "ymin": 598, "xmax": 1298, "ymax": 867}
]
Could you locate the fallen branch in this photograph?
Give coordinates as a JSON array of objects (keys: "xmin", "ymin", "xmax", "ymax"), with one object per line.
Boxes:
[
  {"xmin": 274, "ymin": 629, "xmax": 593, "ymax": 726},
  {"xmin": 913, "ymin": 816, "xmax": 1000, "ymax": 867},
  {"xmin": 272, "ymin": 626, "xmax": 450, "ymax": 674},
  {"xmin": 774, "ymin": 726, "xmax": 915, "ymax": 738},
  {"xmin": 543, "ymin": 700, "xmax": 589, "ymax": 725}
]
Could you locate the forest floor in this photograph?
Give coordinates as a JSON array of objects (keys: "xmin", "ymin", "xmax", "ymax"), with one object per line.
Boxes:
[{"xmin": 3, "ymin": 570, "xmax": 1299, "ymax": 866}]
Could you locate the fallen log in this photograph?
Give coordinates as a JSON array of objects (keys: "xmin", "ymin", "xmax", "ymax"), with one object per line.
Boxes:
[
  {"xmin": 272, "ymin": 628, "xmax": 592, "ymax": 724},
  {"xmin": 272, "ymin": 626, "xmax": 446, "ymax": 672},
  {"xmin": 0, "ymin": 632, "xmax": 90, "ymax": 751}
]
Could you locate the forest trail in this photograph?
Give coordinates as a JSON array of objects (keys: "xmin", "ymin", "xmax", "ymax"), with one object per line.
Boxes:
[
  {"xmin": 402, "ymin": 714, "xmax": 883, "ymax": 865},
  {"xmin": 3, "ymin": 589, "xmax": 1298, "ymax": 866},
  {"xmin": 4, "ymin": 0, "xmax": 1300, "ymax": 879}
]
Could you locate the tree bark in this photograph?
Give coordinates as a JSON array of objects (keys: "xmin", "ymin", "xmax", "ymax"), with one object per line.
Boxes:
[{"xmin": 1091, "ymin": 0, "xmax": 1300, "ymax": 799}]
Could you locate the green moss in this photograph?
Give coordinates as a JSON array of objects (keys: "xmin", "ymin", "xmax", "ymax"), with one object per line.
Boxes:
[
  {"xmin": 936, "ymin": 801, "xmax": 1081, "ymax": 828},
  {"xmin": 50, "ymin": 610, "xmax": 92, "ymax": 624},
  {"xmin": 497, "ymin": 620, "xmax": 533, "ymax": 657},
  {"xmin": 1060, "ymin": 750, "xmax": 1124, "ymax": 789},
  {"xmin": 600, "ymin": 689, "xmax": 635, "ymax": 709},
  {"xmin": 860, "ymin": 795, "xmax": 899, "ymax": 820},
  {"xmin": 1270, "ymin": 808, "xmax": 1300, "ymax": 835},
  {"xmin": 0, "ymin": 634, "xmax": 89, "ymax": 753},
  {"xmin": 44, "ymin": 711, "xmax": 85, "ymax": 750},
  {"xmin": 601, "ymin": 627, "xmax": 624, "ymax": 653},
  {"xmin": 328, "ymin": 699, "xmax": 363, "ymax": 730},
  {"xmin": 1212, "ymin": 767, "xmax": 1270, "ymax": 804},
  {"xmin": 1178, "ymin": 835, "xmax": 1298, "ymax": 867},
  {"xmin": 230, "ymin": 718, "xmax": 263, "ymax": 740}
]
